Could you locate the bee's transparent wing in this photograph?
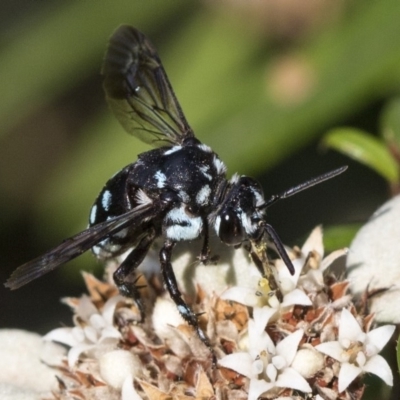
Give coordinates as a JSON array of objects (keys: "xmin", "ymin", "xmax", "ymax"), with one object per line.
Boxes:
[
  {"xmin": 5, "ymin": 201, "xmax": 165, "ymax": 290},
  {"xmin": 103, "ymin": 25, "xmax": 194, "ymax": 147}
]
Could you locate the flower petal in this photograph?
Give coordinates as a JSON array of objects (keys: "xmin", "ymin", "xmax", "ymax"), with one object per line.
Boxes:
[
  {"xmin": 67, "ymin": 344, "xmax": 94, "ymax": 368},
  {"xmin": 281, "ymin": 289, "xmax": 312, "ymax": 307},
  {"xmin": 275, "ymin": 258, "xmax": 303, "ymax": 288},
  {"xmin": 299, "ymin": 269, "xmax": 324, "ymax": 292},
  {"xmin": 363, "ymin": 354, "xmax": 393, "ymax": 386},
  {"xmin": 248, "ymin": 378, "xmax": 274, "ymax": 400},
  {"xmin": 338, "ymin": 362, "xmax": 362, "ymax": 392},
  {"xmin": 248, "ymin": 319, "xmax": 275, "ymax": 356},
  {"xmin": 301, "ymin": 226, "xmax": 324, "ymax": 259},
  {"xmin": 276, "ymin": 367, "xmax": 312, "ymax": 393},
  {"xmin": 253, "ymin": 306, "xmax": 276, "ymax": 335},
  {"xmin": 266, "ymin": 363, "xmax": 278, "ymax": 382},
  {"xmin": 218, "ymin": 352, "xmax": 254, "ymax": 379},
  {"xmin": 84, "ymin": 325, "xmax": 98, "ymax": 343},
  {"xmin": 99, "ymin": 326, "xmax": 123, "ymax": 342},
  {"xmin": 272, "ymin": 355, "xmax": 286, "ymax": 370},
  {"xmin": 76, "ymin": 295, "xmax": 98, "ymax": 320},
  {"xmin": 276, "ymin": 329, "xmax": 303, "ymax": 365},
  {"xmin": 339, "ymin": 309, "xmax": 362, "ymax": 342},
  {"xmin": 121, "ymin": 374, "xmax": 142, "ymax": 400},
  {"xmin": 71, "ymin": 327, "xmax": 85, "ymax": 342},
  {"xmin": 102, "ymin": 295, "xmax": 125, "ymax": 325},
  {"xmin": 321, "ymin": 249, "xmax": 347, "ymax": 271},
  {"xmin": 366, "ymin": 325, "xmax": 395, "ymax": 353},
  {"xmin": 315, "ymin": 341, "xmax": 343, "ymax": 361},
  {"xmin": 89, "ymin": 313, "xmax": 106, "ymax": 330},
  {"xmin": 220, "ymin": 286, "xmax": 259, "ymax": 308},
  {"xmin": 43, "ymin": 327, "xmax": 79, "ymax": 347},
  {"xmin": 346, "ymin": 196, "xmax": 400, "ymax": 324}
]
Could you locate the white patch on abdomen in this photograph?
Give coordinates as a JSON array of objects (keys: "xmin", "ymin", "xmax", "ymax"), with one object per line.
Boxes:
[
  {"xmin": 165, "ymin": 205, "xmax": 203, "ymax": 241},
  {"xmin": 92, "ymin": 239, "xmax": 122, "ymax": 258}
]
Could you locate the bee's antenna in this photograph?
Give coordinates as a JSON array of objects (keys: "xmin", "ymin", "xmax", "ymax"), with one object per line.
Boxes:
[
  {"xmin": 264, "ymin": 223, "xmax": 295, "ymax": 275},
  {"xmin": 259, "ymin": 166, "xmax": 347, "ymax": 210}
]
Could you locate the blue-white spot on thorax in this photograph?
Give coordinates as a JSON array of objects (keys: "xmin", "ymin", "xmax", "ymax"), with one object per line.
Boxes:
[
  {"xmin": 154, "ymin": 170, "xmax": 167, "ymax": 188},
  {"xmin": 199, "ymin": 165, "xmax": 212, "ymax": 181},
  {"xmin": 196, "ymin": 184, "xmax": 211, "ymax": 206},
  {"xmin": 163, "ymin": 145, "xmax": 182, "ymax": 156}
]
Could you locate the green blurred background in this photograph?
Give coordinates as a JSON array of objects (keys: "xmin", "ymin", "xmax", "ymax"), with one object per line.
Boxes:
[{"xmin": 0, "ymin": 1, "xmax": 399, "ymax": 397}]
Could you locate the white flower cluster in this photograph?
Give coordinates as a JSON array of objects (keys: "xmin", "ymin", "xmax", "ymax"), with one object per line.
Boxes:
[
  {"xmin": 347, "ymin": 195, "xmax": 400, "ymax": 323},
  {"xmin": 218, "ymin": 226, "xmax": 395, "ymax": 399},
  {"xmin": 44, "ymin": 294, "xmax": 124, "ymax": 367},
  {"xmin": 19, "ymin": 223, "xmax": 395, "ymax": 400},
  {"xmin": 219, "ymin": 309, "xmax": 311, "ymax": 400},
  {"xmin": 43, "ymin": 287, "xmax": 143, "ymax": 399},
  {"xmin": 315, "ymin": 309, "xmax": 394, "ymax": 393}
]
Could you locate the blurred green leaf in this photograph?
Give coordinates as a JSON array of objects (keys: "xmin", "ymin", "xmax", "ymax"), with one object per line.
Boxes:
[
  {"xmin": 397, "ymin": 335, "xmax": 400, "ymax": 379},
  {"xmin": 323, "ymin": 128, "xmax": 399, "ymax": 183},
  {"xmin": 323, "ymin": 224, "xmax": 361, "ymax": 252},
  {"xmin": 0, "ymin": 0, "xmax": 192, "ymax": 136},
  {"xmin": 380, "ymin": 97, "xmax": 400, "ymax": 147},
  {"xmin": 207, "ymin": 0, "xmax": 400, "ymax": 174},
  {"xmin": 34, "ymin": 115, "xmax": 150, "ymax": 235}
]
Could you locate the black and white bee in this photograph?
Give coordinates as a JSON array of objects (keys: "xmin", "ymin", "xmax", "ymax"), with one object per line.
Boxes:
[{"xmin": 6, "ymin": 26, "xmax": 346, "ymax": 362}]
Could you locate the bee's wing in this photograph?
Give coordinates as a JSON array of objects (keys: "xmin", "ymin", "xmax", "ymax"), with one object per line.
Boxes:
[
  {"xmin": 103, "ymin": 25, "xmax": 194, "ymax": 147},
  {"xmin": 5, "ymin": 201, "xmax": 165, "ymax": 290}
]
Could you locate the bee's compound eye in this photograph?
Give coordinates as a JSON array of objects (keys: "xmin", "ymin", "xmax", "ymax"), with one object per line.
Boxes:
[{"xmin": 218, "ymin": 209, "xmax": 243, "ymax": 245}]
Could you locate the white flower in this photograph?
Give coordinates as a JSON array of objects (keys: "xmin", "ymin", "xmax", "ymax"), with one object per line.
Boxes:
[
  {"xmin": 291, "ymin": 345, "xmax": 325, "ymax": 378},
  {"xmin": 218, "ymin": 308, "xmax": 311, "ymax": 399},
  {"xmin": 151, "ymin": 296, "xmax": 191, "ymax": 359},
  {"xmin": 99, "ymin": 350, "xmax": 143, "ymax": 400},
  {"xmin": 220, "ymin": 273, "xmax": 280, "ymax": 309},
  {"xmin": 315, "ymin": 308, "xmax": 394, "ymax": 392},
  {"xmin": 43, "ymin": 294, "xmax": 123, "ymax": 367},
  {"xmin": 276, "ymin": 226, "xmax": 346, "ymax": 294},
  {"xmin": 347, "ymin": 195, "xmax": 400, "ymax": 323},
  {"xmin": 172, "ymin": 238, "xmax": 258, "ymax": 297},
  {"xmin": 272, "ymin": 248, "xmax": 313, "ymax": 308},
  {"xmin": 221, "ymin": 227, "xmax": 347, "ymax": 311},
  {"xmin": 221, "ymin": 257, "xmax": 311, "ymax": 311},
  {"xmin": 0, "ymin": 329, "xmax": 66, "ymax": 396}
]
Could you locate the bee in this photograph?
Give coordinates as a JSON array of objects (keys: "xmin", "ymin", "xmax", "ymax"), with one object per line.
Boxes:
[{"xmin": 6, "ymin": 26, "xmax": 346, "ymax": 363}]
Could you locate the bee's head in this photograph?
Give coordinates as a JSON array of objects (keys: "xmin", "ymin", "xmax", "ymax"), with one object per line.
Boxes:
[{"xmin": 214, "ymin": 175, "xmax": 265, "ymax": 246}]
